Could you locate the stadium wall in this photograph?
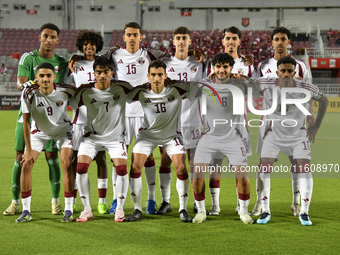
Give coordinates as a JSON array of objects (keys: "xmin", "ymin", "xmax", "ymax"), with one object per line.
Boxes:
[{"xmin": 1, "ymin": 1, "xmax": 340, "ymax": 31}]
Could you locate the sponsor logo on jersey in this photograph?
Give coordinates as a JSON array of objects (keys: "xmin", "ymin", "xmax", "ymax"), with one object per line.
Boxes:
[
  {"xmin": 118, "ymin": 59, "xmax": 123, "ymax": 64},
  {"xmin": 238, "ymin": 68, "xmax": 245, "ymax": 75},
  {"xmin": 33, "ymin": 65, "xmax": 38, "ymax": 71},
  {"xmin": 113, "ymin": 94, "xmax": 120, "ymax": 101},
  {"xmin": 121, "ymin": 151, "xmax": 127, "ymax": 156},
  {"xmin": 90, "ymin": 98, "xmax": 97, "ymax": 104},
  {"xmin": 168, "ymin": 67, "xmax": 175, "ymax": 72},
  {"xmin": 56, "ymin": 101, "xmax": 64, "ymax": 107},
  {"xmin": 167, "ymin": 95, "xmax": 175, "ymax": 102},
  {"xmin": 144, "ymin": 98, "xmax": 151, "ymax": 103},
  {"xmin": 181, "ymin": 147, "xmax": 185, "ymax": 151},
  {"xmin": 138, "ymin": 57, "xmax": 145, "ymax": 65},
  {"xmin": 54, "ymin": 65, "xmax": 60, "ymax": 73},
  {"xmin": 77, "ymin": 67, "xmax": 85, "ymax": 72},
  {"xmin": 242, "ymin": 158, "xmax": 247, "ymax": 163},
  {"xmin": 37, "ymin": 102, "xmax": 44, "ymax": 107},
  {"xmin": 190, "ymin": 66, "xmax": 197, "ymax": 73},
  {"xmin": 265, "ymin": 69, "xmax": 272, "ymax": 74}
]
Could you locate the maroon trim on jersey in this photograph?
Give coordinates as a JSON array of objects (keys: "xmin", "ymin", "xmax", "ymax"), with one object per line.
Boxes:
[
  {"xmin": 132, "ymin": 90, "xmax": 143, "ymax": 101},
  {"xmin": 146, "ymin": 50, "xmax": 157, "ymax": 61},
  {"xmin": 116, "ymin": 84, "xmax": 133, "ymax": 95},
  {"xmin": 78, "ymin": 90, "xmax": 86, "ymax": 107},
  {"xmin": 172, "ymin": 85, "xmax": 188, "ymax": 96},
  {"xmin": 72, "ymin": 108, "xmax": 80, "ymax": 124},
  {"xmin": 30, "ymin": 128, "xmax": 41, "ymax": 135},
  {"xmin": 206, "ymin": 62, "xmax": 212, "ymax": 76},
  {"xmin": 235, "ymin": 128, "xmax": 242, "ymax": 138},
  {"xmin": 296, "ymin": 63, "xmax": 303, "ymax": 78},
  {"xmin": 29, "ymin": 94, "xmax": 34, "ymax": 104},
  {"xmin": 63, "ymin": 118, "xmax": 72, "ymax": 126},
  {"xmin": 83, "ymin": 132, "xmax": 91, "ymax": 137},
  {"xmin": 201, "ymin": 122, "xmax": 211, "ymax": 136},
  {"xmin": 248, "ymin": 65, "xmax": 252, "ymax": 77}
]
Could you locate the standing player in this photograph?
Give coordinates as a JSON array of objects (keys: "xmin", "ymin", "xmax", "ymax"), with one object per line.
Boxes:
[
  {"xmin": 107, "ymin": 22, "xmax": 169, "ymax": 214},
  {"xmin": 64, "ymin": 30, "xmax": 109, "ymax": 214},
  {"xmin": 71, "ymin": 57, "xmax": 144, "ymax": 222},
  {"xmin": 16, "ymin": 62, "xmax": 75, "ymax": 222},
  {"xmin": 155, "ymin": 26, "xmax": 206, "ymax": 215},
  {"xmin": 125, "ymin": 60, "xmax": 192, "ymax": 223},
  {"xmin": 255, "ymin": 56, "xmax": 328, "ymax": 226},
  {"xmin": 252, "ymin": 27, "xmax": 314, "ymax": 216},
  {"xmin": 4, "ymin": 23, "xmax": 68, "ymax": 216},
  {"xmin": 221, "ymin": 26, "xmax": 255, "ymax": 214},
  {"xmin": 192, "ymin": 53, "xmax": 253, "ymax": 224}
]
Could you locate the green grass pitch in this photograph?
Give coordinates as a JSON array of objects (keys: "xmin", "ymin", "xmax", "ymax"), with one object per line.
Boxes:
[{"xmin": 0, "ymin": 110, "xmax": 339, "ymax": 254}]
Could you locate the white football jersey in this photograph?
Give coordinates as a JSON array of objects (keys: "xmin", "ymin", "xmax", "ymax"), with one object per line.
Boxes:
[
  {"xmin": 64, "ymin": 58, "xmax": 96, "ymax": 124},
  {"xmin": 21, "ymin": 84, "xmax": 76, "ymax": 136},
  {"xmin": 71, "ymin": 80, "xmax": 139, "ymax": 141},
  {"xmin": 110, "ymin": 48, "xmax": 168, "ymax": 117},
  {"xmin": 232, "ymin": 57, "xmax": 255, "ymax": 78},
  {"xmin": 199, "ymin": 77, "xmax": 247, "ymax": 141},
  {"xmin": 255, "ymin": 77, "xmax": 322, "ymax": 137},
  {"xmin": 165, "ymin": 56, "xmax": 206, "ymax": 127},
  {"xmin": 132, "ymin": 82, "xmax": 194, "ymax": 140},
  {"xmin": 256, "ymin": 57, "xmax": 311, "ymax": 82}
]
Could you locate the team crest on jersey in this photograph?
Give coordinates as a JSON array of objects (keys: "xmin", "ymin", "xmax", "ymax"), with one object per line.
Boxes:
[
  {"xmin": 238, "ymin": 68, "xmax": 245, "ymax": 75},
  {"xmin": 54, "ymin": 66, "xmax": 60, "ymax": 73},
  {"xmin": 138, "ymin": 57, "xmax": 145, "ymax": 65},
  {"xmin": 56, "ymin": 101, "xmax": 64, "ymax": 107},
  {"xmin": 167, "ymin": 95, "xmax": 175, "ymax": 102},
  {"xmin": 190, "ymin": 66, "xmax": 197, "ymax": 73},
  {"xmin": 112, "ymin": 94, "xmax": 120, "ymax": 101}
]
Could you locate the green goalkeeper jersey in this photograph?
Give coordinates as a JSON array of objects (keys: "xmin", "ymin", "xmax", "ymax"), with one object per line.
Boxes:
[{"xmin": 16, "ymin": 49, "xmax": 68, "ymax": 122}]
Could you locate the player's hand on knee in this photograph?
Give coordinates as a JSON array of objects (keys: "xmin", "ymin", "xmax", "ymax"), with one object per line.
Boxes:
[
  {"xmin": 307, "ymin": 125, "xmax": 319, "ymax": 143},
  {"xmin": 21, "ymin": 152, "xmax": 34, "ymax": 166}
]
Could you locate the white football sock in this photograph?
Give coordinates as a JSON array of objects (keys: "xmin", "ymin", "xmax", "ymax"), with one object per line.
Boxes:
[
  {"xmin": 159, "ymin": 167, "xmax": 171, "ymax": 203},
  {"xmin": 176, "ymin": 177, "xmax": 189, "ymax": 212},
  {"xmin": 98, "ymin": 178, "xmax": 107, "ymax": 204},
  {"xmin": 22, "ymin": 196, "xmax": 31, "ymax": 212},
  {"xmin": 259, "ymin": 172, "xmax": 271, "ymax": 213},
  {"xmin": 210, "ymin": 188, "xmax": 220, "ymax": 207},
  {"xmin": 116, "ymin": 174, "xmax": 128, "ymax": 210},
  {"xmin": 130, "ymin": 176, "xmax": 143, "ymax": 212},
  {"xmin": 77, "ymin": 173, "xmax": 91, "ymax": 211},
  {"xmin": 300, "ymin": 172, "xmax": 313, "ymax": 214},
  {"xmin": 64, "ymin": 197, "xmax": 73, "ymax": 212},
  {"xmin": 112, "ymin": 166, "xmax": 117, "ymax": 200},
  {"xmin": 144, "ymin": 163, "xmax": 156, "ymax": 201},
  {"xmin": 196, "ymin": 199, "xmax": 206, "ymax": 213}
]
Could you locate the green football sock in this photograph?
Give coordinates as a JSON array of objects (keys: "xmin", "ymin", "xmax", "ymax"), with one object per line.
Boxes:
[
  {"xmin": 47, "ymin": 158, "xmax": 61, "ymax": 199},
  {"xmin": 11, "ymin": 160, "xmax": 22, "ymax": 200}
]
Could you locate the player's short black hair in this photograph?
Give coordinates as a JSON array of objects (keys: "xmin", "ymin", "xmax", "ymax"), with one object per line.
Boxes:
[
  {"xmin": 36, "ymin": 62, "xmax": 55, "ymax": 72},
  {"xmin": 271, "ymin": 27, "xmax": 292, "ymax": 40},
  {"xmin": 75, "ymin": 30, "xmax": 104, "ymax": 53},
  {"xmin": 93, "ymin": 56, "xmax": 114, "ymax": 71},
  {"xmin": 222, "ymin": 26, "xmax": 241, "ymax": 40},
  {"xmin": 124, "ymin": 22, "xmax": 142, "ymax": 34},
  {"xmin": 211, "ymin": 53, "xmax": 235, "ymax": 67},
  {"xmin": 277, "ymin": 56, "xmax": 296, "ymax": 69},
  {"xmin": 148, "ymin": 60, "xmax": 167, "ymax": 73},
  {"xmin": 173, "ymin": 26, "xmax": 190, "ymax": 37},
  {"xmin": 40, "ymin": 23, "xmax": 60, "ymax": 36}
]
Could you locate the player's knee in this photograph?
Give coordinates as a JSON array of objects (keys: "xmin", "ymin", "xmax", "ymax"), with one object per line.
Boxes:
[
  {"xmin": 61, "ymin": 158, "xmax": 72, "ymax": 172},
  {"xmin": 175, "ymin": 164, "xmax": 187, "ymax": 176},
  {"xmin": 131, "ymin": 163, "xmax": 143, "ymax": 173},
  {"xmin": 45, "ymin": 151, "xmax": 58, "ymax": 160}
]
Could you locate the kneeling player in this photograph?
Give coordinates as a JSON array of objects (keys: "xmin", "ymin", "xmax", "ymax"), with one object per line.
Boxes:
[
  {"xmin": 70, "ymin": 56, "xmax": 145, "ymax": 222},
  {"xmin": 192, "ymin": 53, "xmax": 253, "ymax": 224},
  {"xmin": 125, "ymin": 60, "xmax": 193, "ymax": 223},
  {"xmin": 16, "ymin": 62, "xmax": 76, "ymax": 222},
  {"xmin": 256, "ymin": 56, "xmax": 328, "ymax": 226}
]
